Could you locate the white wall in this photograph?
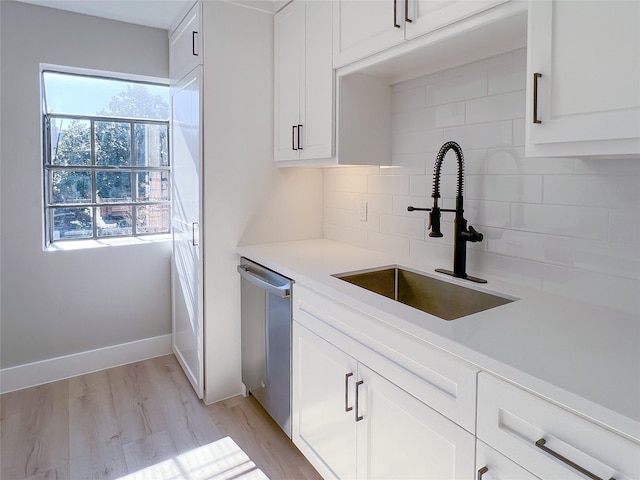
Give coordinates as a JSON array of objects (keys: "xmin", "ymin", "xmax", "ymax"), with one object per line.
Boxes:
[
  {"xmin": 0, "ymin": 2, "xmax": 172, "ymax": 372},
  {"xmin": 201, "ymin": 1, "xmax": 323, "ymax": 403},
  {"xmin": 324, "ymin": 49, "xmax": 640, "ymax": 314}
]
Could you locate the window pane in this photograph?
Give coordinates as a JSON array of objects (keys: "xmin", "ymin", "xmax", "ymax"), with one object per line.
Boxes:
[
  {"xmin": 43, "ymin": 72, "xmax": 169, "ymax": 120},
  {"xmin": 137, "ymin": 171, "xmax": 169, "ymax": 202},
  {"xmin": 52, "ymin": 207, "xmax": 93, "ymax": 239},
  {"xmin": 136, "ymin": 205, "xmax": 170, "ymax": 234},
  {"xmin": 95, "ymin": 121, "xmax": 131, "ymax": 166},
  {"xmin": 97, "ymin": 171, "xmax": 132, "ymax": 202},
  {"xmin": 50, "ymin": 119, "xmax": 91, "ymax": 166},
  {"xmin": 97, "ymin": 206, "xmax": 133, "ymax": 237},
  {"xmin": 51, "ymin": 170, "xmax": 92, "ymax": 204},
  {"xmin": 135, "ymin": 124, "xmax": 168, "ymax": 166}
]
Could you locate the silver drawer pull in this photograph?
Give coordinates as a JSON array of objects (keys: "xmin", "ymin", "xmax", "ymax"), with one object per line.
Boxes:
[
  {"xmin": 345, "ymin": 373, "xmax": 353, "ymax": 412},
  {"xmin": 535, "ymin": 439, "xmax": 615, "ymax": 480}
]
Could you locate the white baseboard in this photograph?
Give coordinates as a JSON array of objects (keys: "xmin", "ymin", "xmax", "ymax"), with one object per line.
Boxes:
[{"xmin": 0, "ymin": 334, "xmax": 173, "ymax": 394}]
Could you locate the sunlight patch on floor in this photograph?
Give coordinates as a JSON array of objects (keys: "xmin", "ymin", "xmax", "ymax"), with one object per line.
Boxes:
[{"xmin": 118, "ymin": 436, "xmax": 269, "ymax": 480}]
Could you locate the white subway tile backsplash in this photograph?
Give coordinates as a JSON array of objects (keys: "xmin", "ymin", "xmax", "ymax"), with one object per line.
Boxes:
[
  {"xmin": 486, "ymin": 228, "xmax": 574, "ymax": 266},
  {"xmin": 543, "ymin": 264, "xmax": 640, "ymax": 314},
  {"xmin": 324, "ymin": 173, "xmax": 368, "ymax": 193},
  {"xmin": 393, "ymin": 129, "xmax": 443, "ymax": 155},
  {"xmin": 435, "ymin": 102, "xmax": 466, "ymax": 128},
  {"xmin": 465, "ymin": 90, "xmax": 526, "ymax": 125},
  {"xmin": 322, "ymin": 48, "xmax": 640, "ymax": 311},
  {"xmin": 609, "ymin": 209, "xmax": 640, "ymax": 246},
  {"xmin": 512, "ymin": 118, "xmax": 525, "ymax": 147},
  {"xmin": 465, "ymin": 175, "xmax": 542, "ymax": 203},
  {"xmin": 368, "ymin": 175, "xmax": 410, "ymax": 195},
  {"xmin": 444, "ymin": 121, "xmax": 513, "ymax": 150},
  {"xmin": 367, "ymin": 231, "xmax": 411, "ymax": 257},
  {"xmin": 468, "ymin": 251, "xmax": 544, "ymax": 290},
  {"xmin": 572, "ymin": 239, "xmax": 640, "ymax": 280},
  {"xmin": 511, "ymin": 203, "xmax": 608, "ymax": 240},
  {"xmin": 544, "ymin": 175, "xmax": 640, "ymax": 208},
  {"xmin": 392, "ymin": 86, "xmax": 426, "ymax": 113},
  {"xmin": 426, "ymin": 71, "xmax": 487, "ymax": 106},
  {"xmin": 487, "ymin": 148, "xmax": 575, "ymax": 175},
  {"xmin": 379, "ymin": 214, "xmax": 426, "ymax": 240},
  {"xmin": 324, "ymin": 223, "xmax": 368, "ymax": 248},
  {"xmin": 488, "ymin": 50, "xmax": 526, "ymax": 95}
]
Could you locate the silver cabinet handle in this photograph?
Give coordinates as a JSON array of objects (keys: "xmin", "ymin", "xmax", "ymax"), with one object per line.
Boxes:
[
  {"xmin": 532, "ymin": 73, "xmax": 542, "ymax": 124},
  {"xmin": 355, "ymin": 380, "xmax": 364, "ymax": 422},
  {"xmin": 477, "ymin": 466, "xmax": 488, "ymax": 480},
  {"xmin": 192, "ymin": 31, "xmax": 198, "ymax": 56},
  {"xmin": 345, "ymin": 373, "xmax": 353, "ymax": 412},
  {"xmin": 192, "ymin": 222, "xmax": 198, "ymax": 246},
  {"xmin": 535, "ymin": 439, "xmax": 615, "ymax": 480}
]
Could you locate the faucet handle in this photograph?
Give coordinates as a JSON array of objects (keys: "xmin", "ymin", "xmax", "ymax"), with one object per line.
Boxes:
[
  {"xmin": 429, "ymin": 207, "xmax": 443, "ymax": 238},
  {"xmin": 467, "ymin": 225, "xmax": 483, "ymax": 242}
]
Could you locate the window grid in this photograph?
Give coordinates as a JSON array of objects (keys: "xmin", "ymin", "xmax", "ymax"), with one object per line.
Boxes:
[{"xmin": 44, "ymin": 113, "xmax": 170, "ymax": 244}]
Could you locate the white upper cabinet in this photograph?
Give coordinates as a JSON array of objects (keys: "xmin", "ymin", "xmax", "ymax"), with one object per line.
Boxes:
[
  {"xmin": 525, "ymin": 0, "xmax": 640, "ymax": 157},
  {"xmin": 333, "ymin": 0, "xmax": 508, "ymax": 68},
  {"xmin": 274, "ymin": 0, "xmax": 333, "ymax": 165},
  {"xmin": 169, "ymin": 2, "xmax": 202, "ymax": 83}
]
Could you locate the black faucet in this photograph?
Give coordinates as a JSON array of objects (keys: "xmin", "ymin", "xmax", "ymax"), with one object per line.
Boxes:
[{"xmin": 408, "ymin": 141, "xmax": 486, "ymax": 283}]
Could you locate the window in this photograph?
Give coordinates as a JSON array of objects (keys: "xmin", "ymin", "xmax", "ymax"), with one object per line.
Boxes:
[{"xmin": 42, "ymin": 71, "xmax": 170, "ymax": 245}]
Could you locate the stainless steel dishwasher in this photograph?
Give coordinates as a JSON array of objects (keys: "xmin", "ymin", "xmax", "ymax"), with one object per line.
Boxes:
[{"xmin": 237, "ymin": 257, "xmax": 293, "ymax": 437}]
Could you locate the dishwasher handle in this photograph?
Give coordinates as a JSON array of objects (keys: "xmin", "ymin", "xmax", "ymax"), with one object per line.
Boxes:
[{"xmin": 237, "ymin": 264, "xmax": 291, "ymax": 298}]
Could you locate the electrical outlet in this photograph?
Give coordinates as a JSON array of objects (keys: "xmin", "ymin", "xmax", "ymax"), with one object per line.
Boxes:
[{"xmin": 359, "ymin": 201, "xmax": 368, "ymax": 222}]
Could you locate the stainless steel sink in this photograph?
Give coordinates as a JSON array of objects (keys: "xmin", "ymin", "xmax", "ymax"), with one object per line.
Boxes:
[{"xmin": 333, "ymin": 266, "xmax": 515, "ymax": 321}]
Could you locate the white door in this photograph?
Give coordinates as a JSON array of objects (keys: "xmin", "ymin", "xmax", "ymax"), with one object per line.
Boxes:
[
  {"xmin": 333, "ymin": 0, "xmax": 405, "ymax": 68},
  {"xmin": 274, "ymin": 1, "xmax": 304, "ymax": 162},
  {"xmin": 300, "ymin": 0, "xmax": 334, "ymax": 161},
  {"xmin": 406, "ymin": 0, "xmax": 508, "ymax": 40},
  {"xmin": 171, "ymin": 66, "xmax": 204, "ymax": 399},
  {"xmin": 357, "ymin": 364, "xmax": 475, "ymax": 479},
  {"xmin": 292, "ymin": 323, "xmax": 358, "ymax": 479},
  {"xmin": 526, "ymin": 0, "xmax": 640, "ymax": 156}
]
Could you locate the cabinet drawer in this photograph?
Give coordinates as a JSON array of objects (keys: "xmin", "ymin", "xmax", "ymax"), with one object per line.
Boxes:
[
  {"xmin": 293, "ymin": 283, "xmax": 478, "ymax": 433},
  {"xmin": 476, "ymin": 440, "xmax": 540, "ymax": 480},
  {"xmin": 477, "ymin": 373, "xmax": 640, "ymax": 480}
]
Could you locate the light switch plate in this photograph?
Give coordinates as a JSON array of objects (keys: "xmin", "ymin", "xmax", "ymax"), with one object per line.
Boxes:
[{"xmin": 359, "ymin": 201, "xmax": 368, "ymax": 222}]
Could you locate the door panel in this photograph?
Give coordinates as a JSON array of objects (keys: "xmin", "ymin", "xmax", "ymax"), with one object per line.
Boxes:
[
  {"xmin": 357, "ymin": 364, "xmax": 475, "ymax": 479},
  {"xmin": 171, "ymin": 67, "xmax": 203, "ymax": 399},
  {"xmin": 293, "ymin": 323, "xmax": 357, "ymax": 479}
]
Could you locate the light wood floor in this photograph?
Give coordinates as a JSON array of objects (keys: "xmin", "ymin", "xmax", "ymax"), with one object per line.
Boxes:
[{"xmin": 0, "ymin": 354, "xmax": 322, "ymax": 480}]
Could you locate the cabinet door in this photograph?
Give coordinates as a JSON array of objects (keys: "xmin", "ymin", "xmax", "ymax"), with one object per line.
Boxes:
[
  {"xmin": 169, "ymin": 3, "xmax": 202, "ymax": 82},
  {"xmin": 476, "ymin": 441, "xmax": 540, "ymax": 480},
  {"xmin": 356, "ymin": 364, "xmax": 475, "ymax": 479},
  {"xmin": 299, "ymin": 0, "xmax": 333, "ymax": 161},
  {"xmin": 526, "ymin": 0, "xmax": 640, "ymax": 157},
  {"xmin": 405, "ymin": 0, "xmax": 508, "ymax": 40},
  {"xmin": 333, "ymin": 0, "xmax": 405, "ymax": 68},
  {"xmin": 274, "ymin": 1, "xmax": 304, "ymax": 162},
  {"xmin": 171, "ymin": 67, "xmax": 204, "ymax": 399},
  {"xmin": 292, "ymin": 322, "xmax": 358, "ymax": 480}
]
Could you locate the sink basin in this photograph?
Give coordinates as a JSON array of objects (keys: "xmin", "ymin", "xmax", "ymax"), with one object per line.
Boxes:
[{"xmin": 333, "ymin": 266, "xmax": 515, "ymax": 320}]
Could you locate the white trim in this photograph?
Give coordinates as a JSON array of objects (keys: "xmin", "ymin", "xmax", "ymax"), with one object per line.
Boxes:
[{"xmin": 0, "ymin": 334, "xmax": 172, "ymax": 394}]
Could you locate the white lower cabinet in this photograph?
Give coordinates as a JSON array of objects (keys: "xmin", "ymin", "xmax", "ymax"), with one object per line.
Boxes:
[
  {"xmin": 293, "ymin": 321, "xmax": 475, "ymax": 479},
  {"xmin": 476, "ymin": 441, "xmax": 540, "ymax": 480},
  {"xmin": 477, "ymin": 373, "xmax": 640, "ymax": 480}
]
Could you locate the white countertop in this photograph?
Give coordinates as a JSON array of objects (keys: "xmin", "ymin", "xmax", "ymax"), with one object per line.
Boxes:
[{"xmin": 237, "ymin": 239, "xmax": 640, "ymax": 441}]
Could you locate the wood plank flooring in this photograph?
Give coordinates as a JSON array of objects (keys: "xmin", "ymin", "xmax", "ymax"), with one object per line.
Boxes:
[{"xmin": 0, "ymin": 355, "xmax": 322, "ymax": 480}]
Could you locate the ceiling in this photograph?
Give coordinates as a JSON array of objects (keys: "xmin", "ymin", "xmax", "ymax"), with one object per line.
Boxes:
[{"xmin": 14, "ymin": 0, "xmax": 195, "ymax": 30}]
